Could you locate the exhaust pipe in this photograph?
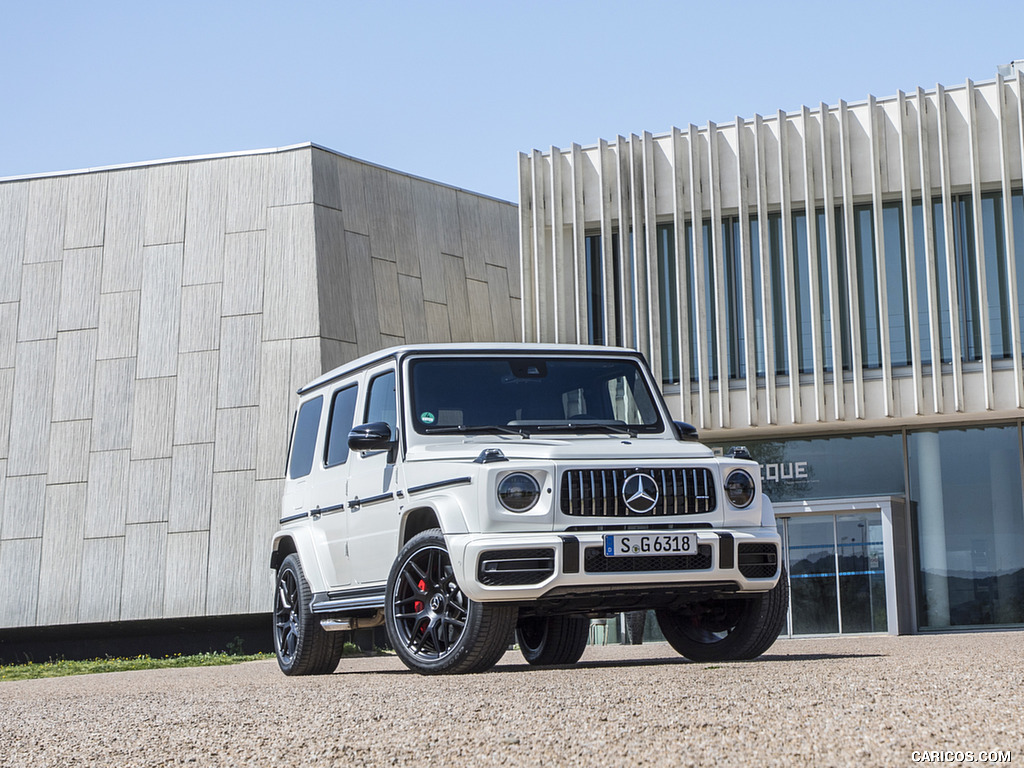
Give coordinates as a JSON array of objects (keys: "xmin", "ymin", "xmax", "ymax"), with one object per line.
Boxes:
[{"xmin": 320, "ymin": 611, "xmax": 385, "ymax": 632}]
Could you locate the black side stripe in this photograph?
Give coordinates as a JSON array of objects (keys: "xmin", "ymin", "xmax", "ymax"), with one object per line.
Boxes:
[
  {"xmin": 407, "ymin": 477, "xmax": 473, "ymax": 495},
  {"xmin": 349, "ymin": 492, "xmax": 394, "ymax": 508},
  {"xmin": 279, "ymin": 511, "xmax": 309, "ymax": 525},
  {"xmin": 315, "ymin": 502, "xmax": 346, "ymax": 515}
]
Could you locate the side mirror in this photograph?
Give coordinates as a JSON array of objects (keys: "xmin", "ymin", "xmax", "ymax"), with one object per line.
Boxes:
[
  {"xmin": 348, "ymin": 422, "xmax": 392, "ymax": 453},
  {"xmin": 673, "ymin": 420, "xmax": 699, "ymax": 442}
]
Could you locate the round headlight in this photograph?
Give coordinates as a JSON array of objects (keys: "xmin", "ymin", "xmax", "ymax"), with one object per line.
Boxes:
[
  {"xmin": 725, "ymin": 469, "xmax": 755, "ymax": 508},
  {"xmin": 497, "ymin": 473, "xmax": 541, "ymax": 512}
]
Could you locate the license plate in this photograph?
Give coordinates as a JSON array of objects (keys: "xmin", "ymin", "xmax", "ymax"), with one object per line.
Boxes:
[{"xmin": 603, "ymin": 533, "xmax": 696, "ymax": 557}]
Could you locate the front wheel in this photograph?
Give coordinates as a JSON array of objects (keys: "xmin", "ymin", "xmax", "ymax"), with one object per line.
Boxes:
[
  {"xmin": 385, "ymin": 530, "xmax": 517, "ymax": 675},
  {"xmin": 656, "ymin": 566, "xmax": 789, "ymax": 662},
  {"xmin": 516, "ymin": 615, "xmax": 589, "ymax": 666}
]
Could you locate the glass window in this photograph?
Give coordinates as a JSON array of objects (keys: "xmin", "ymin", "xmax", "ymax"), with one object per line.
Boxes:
[
  {"xmin": 722, "ymin": 217, "xmax": 745, "ymax": 379},
  {"xmin": 713, "ymin": 433, "xmax": 904, "ymax": 503},
  {"xmin": 585, "ymin": 233, "xmax": 605, "ymax": 346},
  {"xmin": 854, "ymin": 205, "xmax": 881, "ymax": 369},
  {"xmin": 882, "ymin": 203, "xmax": 911, "ymax": 367},
  {"xmin": 656, "ymin": 224, "xmax": 679, "ymax": 384},
  {"xmin": 409, "ymin": 357, "xmax": 663, "ymax": 434},
  {"xmin": 911, "ymin": 202, "xmax": 934, "ymax": 365},
  {"xmin": 787, "ymin": 515, "xmax": 840, "ymax": 634},
  {"xmin": 702, "ymin": 221, "xmax": 716, "ymax": 379},
  {"xmin": 749, "ymin": 217, "xmax": 766, "ymax": 377},
  {"xmin": 836, "ymin": 512, "xmax": 888, "ymax": 633},
  {"xmin": 324, "ymin": 385, "xmax": 359, "ymax": 467},
  {"xmin": 685, "ymin": 221, "xmax": 716, "ymax": 381},
  {"xmin": 953, "ymin": 195, "xmax": 983, "ymax": 361},
  {"xmin": 782, "ymin": 511, "xmax": 888, "ymax": 635},
  {"xmin": 1014, "ymin": 192, "xmax": 1024, "ymax": 354},
  {"xmin": 365, "ymin": 370, "xmax": 397, "ymax": 430},
  {"xmin": 826, "ymin": 208, "xmax": 854, "ymax": 372},
  {"xmin": 981, "ymin": 191, "xmax": 1012, "ymax": 358},
  {"xmin": 908, "ymin": 425, "xmax": 1024, "ymax": 629},
  {"xmin": 288, "ymin": 396, "xmax": 323, "ymax": 479},
  {"xmin": 792, "ymin": 211, "xmax": 813, "ymax": 373},
  {"xmin": 611, "ymin": 233, "xmax": 623, "ymax": 347},
  {"xmin": 929, "ymin": 199, "xmax": 954, "ymax": 363},
  {"xmin": 766, "ymin": 213, "xmax": 788, "ymax": 375},
  {"xmin": 814, "ymin": 209, "xmax": 833, "ymax": 373}
]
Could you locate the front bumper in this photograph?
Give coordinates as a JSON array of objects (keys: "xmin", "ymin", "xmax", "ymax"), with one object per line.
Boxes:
[{"xmin": 446, "ymin": 527, "xmax": 781, "ymax": 603}]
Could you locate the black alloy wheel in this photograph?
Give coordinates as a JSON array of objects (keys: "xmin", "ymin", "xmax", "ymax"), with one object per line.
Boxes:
[
  {"xmin": 273, "ymin": 553, "xmax": 342, "ymax": 675},
  {"xmin": 392, "ymin": 543, "xmax": 467, "ymax": 660},
  {"xmin": 385, "ymin": 530, "xmax": 516, "ymax": 675}
]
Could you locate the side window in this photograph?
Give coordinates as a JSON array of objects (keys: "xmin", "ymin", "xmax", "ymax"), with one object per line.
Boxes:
[
  {"xmin": 324, "ymin": 385, "xmax": 359, "ymax": 467},
  {"xmin": 288, "ymin": 396, "xmax": 323, "ymax": 479},
  {"xmin": 365, "ymin": 370, "xmax": 397, "ymax": 430}
]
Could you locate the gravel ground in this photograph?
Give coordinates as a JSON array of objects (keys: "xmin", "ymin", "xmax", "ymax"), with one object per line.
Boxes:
[{"xmin": 1, "ymin": 632, "xmax": 1021, "ymax": 768}]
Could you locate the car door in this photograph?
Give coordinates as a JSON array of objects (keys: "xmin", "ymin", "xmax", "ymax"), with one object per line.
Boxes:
[
  {"xmin": 308, "ymin": 381, "xmax": 359, "ymax": 590},
  {"xmin": 346, "ymin": 364, "xmax": 402, "ymax": 585}
]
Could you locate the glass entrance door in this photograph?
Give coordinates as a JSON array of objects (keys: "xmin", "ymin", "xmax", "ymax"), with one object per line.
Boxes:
[{"xmin": 778, "ymin": 511, "xmax": 888, "ymax": 635}]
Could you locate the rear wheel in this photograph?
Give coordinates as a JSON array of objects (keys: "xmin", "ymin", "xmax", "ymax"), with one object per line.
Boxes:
[
  {"xmin": 516, "ymin": 615, "xmax": 590, "ymax": 666},
  {"xmin": 385, "ymin": 530, "xmax": 516, "ymax": 675},
  {"xmin": 656, "ymin": 566, "xmax": 789, "ymax": 662},
  {"xmin": 273, "ymin": 554, "xmax": 343, "ymax": 675}
]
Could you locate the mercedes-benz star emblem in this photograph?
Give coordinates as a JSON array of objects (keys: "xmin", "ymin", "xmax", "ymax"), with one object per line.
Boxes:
[{"xmin": 622, "ymin": 472, "xmax": 659, "ymax": 514}]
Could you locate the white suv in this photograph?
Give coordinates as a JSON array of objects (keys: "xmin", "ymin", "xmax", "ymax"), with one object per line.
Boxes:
[{"xmin": 271, "ymin": 343, "xmax": 787, "ymax": 675}]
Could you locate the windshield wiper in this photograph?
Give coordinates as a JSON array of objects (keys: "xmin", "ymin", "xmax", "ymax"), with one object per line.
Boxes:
[
  {"xmin": 423, "ymin": 424, "xmax": 530, "ymax": 439},
  {"xmin": 531, "ymin": 422, "xmax": 639, "ymax": 439}
]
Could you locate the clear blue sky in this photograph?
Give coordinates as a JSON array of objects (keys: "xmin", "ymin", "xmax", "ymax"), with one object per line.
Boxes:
[{"xmin": 2, "ymin": 0, "xmax": 1021, "ymax": 202}]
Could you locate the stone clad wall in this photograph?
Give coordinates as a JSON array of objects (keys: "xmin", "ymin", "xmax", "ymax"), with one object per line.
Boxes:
[{"xmin": 0, "ymin": 144, "xmax": 520, "ymax": 631}]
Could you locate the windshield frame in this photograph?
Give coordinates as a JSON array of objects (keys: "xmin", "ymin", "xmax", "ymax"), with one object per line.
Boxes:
[{"xmin": 404, "ymin": 352, "xmax": 668, "ymax": 439}]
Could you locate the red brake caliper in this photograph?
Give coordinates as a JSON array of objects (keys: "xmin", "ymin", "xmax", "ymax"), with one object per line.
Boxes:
[{"xmin": 414, "ymin": 579, "xmax": 426, "ymax": 613}]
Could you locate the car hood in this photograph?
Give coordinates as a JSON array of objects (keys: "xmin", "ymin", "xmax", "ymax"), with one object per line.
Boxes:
[{"xmin": 404, "ymin": 435, "xmax": 716, "ymax": 463}]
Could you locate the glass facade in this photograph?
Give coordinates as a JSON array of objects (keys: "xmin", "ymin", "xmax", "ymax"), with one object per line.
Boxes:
[
  {"xmin": 579, "ymin": 189, "xmax": 1024, "ymax": 635},
  {"xmin": 585, "ymin": 189, "xmax": 1024, "ymax": 391},
  {"xmin": 712, "ymin": 425, "xmax": 1024, "ymax": 634},
  {"xmin": 713, "ymin": 433, "xmax": 904, "ymax": 503},
  {"xmin": 908, "ymin": 425, "xmax": 1024, "ymax": 629}
]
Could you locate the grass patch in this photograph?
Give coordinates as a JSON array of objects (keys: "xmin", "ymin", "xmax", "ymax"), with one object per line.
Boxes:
[{"xmin": 0, "ymin": 652, "xmax": 272, "ymax": 682}]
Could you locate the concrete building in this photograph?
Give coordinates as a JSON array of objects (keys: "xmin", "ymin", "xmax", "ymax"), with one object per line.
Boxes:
[
  {"xmin": 0, "ymin": 143, "xmax": 520, "ymax": 652},
  {"xmin": 520, "ymin": 70, "xmax": 1024, "ymax": 635}
]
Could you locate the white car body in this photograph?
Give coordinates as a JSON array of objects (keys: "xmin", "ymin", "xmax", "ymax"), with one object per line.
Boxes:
[{"xmin": 271, "ymin": 343, "xmax": 785, "ymax": 674}]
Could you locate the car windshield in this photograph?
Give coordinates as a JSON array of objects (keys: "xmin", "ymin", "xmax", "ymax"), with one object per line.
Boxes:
[{"xmin": 408, "ymin": 356, "xmax": 664, "ymax": 436}]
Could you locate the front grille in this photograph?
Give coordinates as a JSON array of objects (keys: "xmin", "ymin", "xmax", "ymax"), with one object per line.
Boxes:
[
  {"xmin": 478, "ymin": 548, "xmax": 555, "ymax": 586},
  {"xmin": 737, "ymin": 543, "xmax": 778, "ymax": 578},
  {"xmin": 560, "ymin": 468, "xmax": 717, "ymax": 517},
  {"xmin": 583, "ymin": 544, "xmax": 713, "ymax": 573}
]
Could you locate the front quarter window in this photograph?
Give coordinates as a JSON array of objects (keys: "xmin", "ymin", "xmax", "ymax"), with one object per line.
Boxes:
[{"xmin": 365, "ymin": 370, "xmax": 397, "ymax": 430}]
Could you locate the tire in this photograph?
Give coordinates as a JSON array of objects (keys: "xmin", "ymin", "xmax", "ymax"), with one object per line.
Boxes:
[
  {"xmin": 516, "ymin": 615, "xmax": 590, "ymax": 666},
  {"xmin": 385, "ymin": 529, "xmax": 517, "ymax": 675},
  {"xmin": 273, "ymin": 554, "xmax": 343, "ymax": 675},
  {"xmin": 656, "ymin": 565, "xmax": 789, "ymax": 662}
]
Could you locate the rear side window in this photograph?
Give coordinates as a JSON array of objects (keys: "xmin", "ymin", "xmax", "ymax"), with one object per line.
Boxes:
[
  {"xmin": 288, "ymin": 396, "xmax": 323, "ymax": 479},
  {"xmin": 324, "ymin": 385, "xmax": 358, "ymax": 467}
]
